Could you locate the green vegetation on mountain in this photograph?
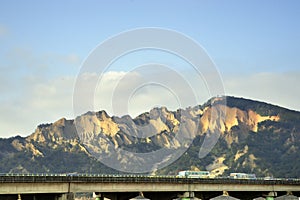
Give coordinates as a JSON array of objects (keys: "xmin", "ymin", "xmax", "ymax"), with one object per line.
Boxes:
[{"xmin": 0, "ymin": 96, "xmax": 299, "ymax": 178}]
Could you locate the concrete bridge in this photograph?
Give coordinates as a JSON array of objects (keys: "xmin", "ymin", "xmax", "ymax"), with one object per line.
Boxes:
[{"xmin": 0, "ymin": 174, "xmax": 300, "ymax": 200}]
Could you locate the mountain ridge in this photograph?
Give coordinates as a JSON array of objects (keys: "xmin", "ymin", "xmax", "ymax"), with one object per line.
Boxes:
[{"xmin": 1, "ymin": 96, "xmax": 300, "ymax": 177}]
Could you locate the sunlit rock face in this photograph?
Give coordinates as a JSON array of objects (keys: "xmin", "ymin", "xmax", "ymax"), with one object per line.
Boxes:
[{"xmin": 1, "ymin": 96, "xmax": 299, "ymax": 178}]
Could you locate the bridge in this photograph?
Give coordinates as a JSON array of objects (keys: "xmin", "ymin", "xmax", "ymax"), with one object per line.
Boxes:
[{"xmin": 1, "ymin": 174, "xmax": 300, "ymax": 200}]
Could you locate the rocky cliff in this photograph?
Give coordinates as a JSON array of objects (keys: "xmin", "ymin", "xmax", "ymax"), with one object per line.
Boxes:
[{"xmin": 1, "ymin": 96, "xmax": 299, "ymax": 177}]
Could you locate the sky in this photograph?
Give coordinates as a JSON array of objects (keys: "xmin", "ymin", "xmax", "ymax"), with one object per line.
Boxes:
[{"xmin": 0, "ymin": 0, "xmax": 300, "ymax": 137}]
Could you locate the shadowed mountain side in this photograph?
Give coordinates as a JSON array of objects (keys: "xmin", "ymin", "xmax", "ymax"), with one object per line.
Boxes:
[{"xmin": 0, "ymin": 96, "xmax": 299, "ymax": 177}]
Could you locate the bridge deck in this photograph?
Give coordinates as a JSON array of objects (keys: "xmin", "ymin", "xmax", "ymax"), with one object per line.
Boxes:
[
  {"xmin": 0, "ymin": 174, "xmax": 299, "ymax": 184},
  {"xmin": 1, "ymin": 174, "xmax": 300, "ymax": 194}
]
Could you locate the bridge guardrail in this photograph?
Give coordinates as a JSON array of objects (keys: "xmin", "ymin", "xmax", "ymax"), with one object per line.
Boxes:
[{"xmin": 1, "ymin": 174, "xmax": 300, "ymax": 185}]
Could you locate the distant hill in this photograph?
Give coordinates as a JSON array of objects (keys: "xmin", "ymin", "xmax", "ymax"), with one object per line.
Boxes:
[{"xmin": 1, "ymin": 96, "xmax": 300, "ymax": 178}]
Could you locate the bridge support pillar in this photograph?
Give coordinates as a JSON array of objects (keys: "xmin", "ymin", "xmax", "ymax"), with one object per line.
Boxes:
[
  {"xmin": 58, "ymin": 193, "xmax": 74, "ymax": 200},
  {"xmin": 176, "ymin": 191, "xmax": 195, "ymax": 199},
  {"xmin": 265, "ymin": 191, "xmax": 277, "ymax": 200},
  {"xmin": 93, "ymin": 192, "xmax": 104, "ymax": 200},
  {"xmin": 106, "ymin": 194, "xmax": 117, "ymax": 200}
]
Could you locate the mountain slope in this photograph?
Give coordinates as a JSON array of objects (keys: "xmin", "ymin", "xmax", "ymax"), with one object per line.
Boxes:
[{"xmin": 1, "ymin": 96, "xmax": 300, "ymax": 177}]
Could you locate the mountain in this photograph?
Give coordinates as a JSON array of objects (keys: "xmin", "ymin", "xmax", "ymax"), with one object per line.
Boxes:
[{"xmin": 1, "ymin": 96, "xmax": 300, "ymax": 177}]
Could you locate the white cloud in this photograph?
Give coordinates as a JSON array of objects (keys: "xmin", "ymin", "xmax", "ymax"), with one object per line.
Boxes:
[
  {"xmin": 0, "ymin": 70, "xmax": 183, "ymax": 137},
  {"xmin": 0, "ymin": 48, "xmax": 82, "ymax": 138},
  {"xmin": 0, "ymin": 76, "xmax": 75, "ymax": 137},
  {"xmin": 1, "ymin": 63, "xmax": 299, "ymax": 139},
  {"xmin": 223, "ymin": 71, "xmax": 300, "ymax": 111},
  {"xmin": 93, "ymin": 69, "xmax": 212, "ymax": 118},
  {"xmin": 94, "ymin": 71, "xmax": 180, "ymax": 117},
  {"xmin": 0, "ymin": 64, "xmax": 224, "ymax": 138}
]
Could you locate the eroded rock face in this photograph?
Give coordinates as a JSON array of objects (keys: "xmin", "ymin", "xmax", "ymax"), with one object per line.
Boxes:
[
  {"xmin": 27, "ymin": 118, "xmax": 78, "ymax": 143},
  {"xmin": 2, "ymin": 96, "xmax": 298, "ymax": 177},
  {"xmin": 25, "ymin": 96, "xmax": 279, "ymax": 154},
  {"xmin": 200, "ymin": 104, "xmax": 279, "ymax": 134}
]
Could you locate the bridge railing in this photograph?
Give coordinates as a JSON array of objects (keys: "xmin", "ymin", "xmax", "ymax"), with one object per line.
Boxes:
[{"xmin": 0, "ymin": 174, "xmax": 300, "ymax": 185}]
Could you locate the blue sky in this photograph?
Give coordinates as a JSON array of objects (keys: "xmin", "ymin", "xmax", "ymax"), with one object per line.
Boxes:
[{"xmin": 0, "ymin": 0, "xmax": 300, "ymax": 137}]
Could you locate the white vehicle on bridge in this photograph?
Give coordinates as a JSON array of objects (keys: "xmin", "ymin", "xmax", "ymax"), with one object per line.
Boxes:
[
  {"xmin": 229, "ymin": 173, "xmax": 256, "ymax": 179},
  {"xmin": 177, "ymin": 170, "xmax": 211, "ymax": 178}
]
